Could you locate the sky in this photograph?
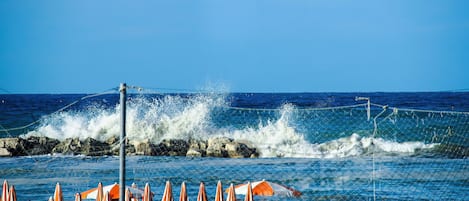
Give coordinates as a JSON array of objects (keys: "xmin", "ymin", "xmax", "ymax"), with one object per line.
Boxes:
[{"xmin": 1, "ymin": 0, "xmax": 468, "ymax": 93}]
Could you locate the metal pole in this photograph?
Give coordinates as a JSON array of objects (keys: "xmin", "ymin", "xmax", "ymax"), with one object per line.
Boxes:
[{"xmin": 119, "ymin": 83, "xmax": 126, "ymax": 201}]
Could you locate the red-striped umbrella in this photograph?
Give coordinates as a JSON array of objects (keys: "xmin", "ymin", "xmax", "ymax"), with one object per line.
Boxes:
[
  {"xmin": 196, "ymin": 182, "xmax": 207, "ymax": 201},
  {"xmin": 178, "ymin": 182, "xmax": 187, "ymax": 201},
  {"xmin": 8, "ymin": 185, "xmax": 16, "ymax": 201},
  {"xmin": 215, "ymin": 181, "xmax": 223, "ymax": 201},
  {"xmin": 244, "ymin": 182, "xmax": 253, "ymax": 201},
  {"xmin": 124, "ymin": 188, "xmax": 131, "ymax": 201},
  {"xmin": 2, "ymin": 180, "xmax": 8, "ymax": 201},
  {"xmin": 54, "ymin": 182, "xmax": 63, "ymax": 201},
  {"xmin": 75, "ymin": 193, "xmax": 82, "ymax": 201},
  {"xmin": 81, "ymin": 183, "xmax": 146, "ymax": 200},
  {"xmin": 226, "ymin": 184, "xmax": 236, "ymax": 201},
  {"xmin": 143, "ymin": 183, "xmax": 153, "ymax": 201},
  {"xmin": 161, "ymin": 181, "xmax": 172, "ymax": 201},
  {"xmin": 104, "ymin": 191, "xmax": 112, "ymax": 201}
]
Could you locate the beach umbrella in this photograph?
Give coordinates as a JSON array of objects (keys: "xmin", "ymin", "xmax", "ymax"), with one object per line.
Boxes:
[
  {"xmin": 178, "ymin": 182, "xmax": 187, "ymax": 201},
  {"xmin": 8, "ymin": 185, "xmax": 16, "ymax": 201},
  {"xmin": 214, "ymin": 181, "xmax": 223, "ymax": 201},
  {"xmin": 160, "ymin": 181, "xmax": 172, "ymax": 201},
  {"xmin": 2, "ymin": 180, "xmax": 8, "ymax": 201},
  {"xmin": 226, "ymin": 184, "xmax": 236, "ymax": 201},
  {"xmin": 81, "ymin": 183, "xmax": 147, "ymax": 200},
  {"xmin": 143, "ymin": 183, "xmax": 153, "ymax": 201},
  {"xmin": 244, "ymin": 182, "xmax": 253, "ymax": 201},
  {"xmin": 124, "ymin": 188, "xmax": 131, "ymax": 201},
  {"xmin": 54, "ymin": 182, "xmax": 63, "ymax": 201},
  {"xmin": 104, "ymin": 191, "xmax": 112, "ymax": 201},
  {"xmin": 75, "ymin": 193, "xmax": 82, "ymax": 201},
  {"xmin": 233, "ymin": 180, "xmax": 301, "ymax": 197},
  {"xmin": 196, "ymin": 182, "xmax": 207, "ymax": 201},
  {"xmin": 48, "ymin": 196, "xmax": 53, "ymax": 201}
]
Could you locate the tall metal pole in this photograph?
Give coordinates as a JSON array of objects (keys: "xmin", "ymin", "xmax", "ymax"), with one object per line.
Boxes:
[{"xmin": 119, "ymin": 83, "xmax": 126, "ymax": 201}]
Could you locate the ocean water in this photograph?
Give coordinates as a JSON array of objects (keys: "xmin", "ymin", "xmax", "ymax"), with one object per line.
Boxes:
[{"xmin": 0, "ymin": 92, "xmax": 468, "ymax": 200}]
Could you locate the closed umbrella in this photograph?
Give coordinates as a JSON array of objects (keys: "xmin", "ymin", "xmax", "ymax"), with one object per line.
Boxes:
[
  {"xmin": 54, "ymin": 182, "xmax": 63, "ymax": 201},
  {"xmin": 244, "ymin": 182, "xmax": 253, "ymax": 201},
  {"xmin": 161, "ymin": 181, "xmax": 172, "ymax": 201},
  {"xmin": 196, "ymin": 182, "xmax": 207, "ymax": 201},
  {"xmin": 124, "ymin": 188, "xmax": 131, "ymax": 201},
  {"xmin": 103, "ymin": 191, "xmax": 111, "ymax": 201},
  {"xmin": 226, "ymin": 184, "xmax": 236, "ymax": 201},
  {"xmin": 214, "ymin": 181, "xmax": 223, "ymax": 201},
  {"xmin": 75, "ymin": 193, "xmax": 82, "ymax": 201},
  {"xmin": 143, "ymin": 183, "xmax": 153, "ymax": 201},
  {"xmin": 2, "ymin": 180, "xmax": 8, "ymax": 201},
  {"xmin": 178, "ymin": 182, "xmax": 187, "ymax": 201},
  {"xmin": 8, "ymin": 185, "xmax": 16, "ymax": 201}
]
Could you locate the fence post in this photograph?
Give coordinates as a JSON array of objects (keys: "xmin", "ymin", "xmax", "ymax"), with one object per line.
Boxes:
[{"xmin": 119, "ymin": 83, "xmax": 126, "ymax": 201}]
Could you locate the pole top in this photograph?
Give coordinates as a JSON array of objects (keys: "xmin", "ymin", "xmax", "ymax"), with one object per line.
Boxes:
[{"xmin": 120, "ymin": 83, "xmax": 127, "ymax": 92}]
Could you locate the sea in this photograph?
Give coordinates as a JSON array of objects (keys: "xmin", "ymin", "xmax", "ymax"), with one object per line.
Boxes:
[{"xmin": 0, "ymin": 92, "xmax": 468, "ymax": 201}]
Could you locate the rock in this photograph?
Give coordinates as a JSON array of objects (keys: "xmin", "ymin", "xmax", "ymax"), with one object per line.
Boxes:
[
  {"xmin": 52, "ymin": 138, "xmax": 82, "ymax": 155},
  {"xmin": 0, "ymin": 137, "xmax": 26, "ymax": 156},
  {"xmin": 133, "ymin": 140, "xmax": 157, "ymax": 156},
  {"xmin": 160, "ymin": 139, "xmax": 189, "ymax": 156},
  {"xmin": 24, "ymin": 136, "xmax": 60, "ymax": 155},
  {"xmin": 226, "ymin": 142, "xmax": 258, "ymax": 158},
  {"xmin": 81, "ymin": 137, "xmax": 111, "ymax": 156},
  {"xmin": 206, "ymin": 137, "xmax": 230, "ymax": 157},
  {"xmin": 186, "ymin": 148, "xmax": 203, "ymax": 157}
]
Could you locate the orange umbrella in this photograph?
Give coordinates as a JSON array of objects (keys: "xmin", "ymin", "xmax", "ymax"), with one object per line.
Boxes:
[
  {"xmin": 97, "ymin": 182, "xmax": 104, "ymax": 201},
  {"xmin": 160, "ymin": 181, "xmax": 172, "ymax": 201},
  {"xmin": 226, "ymin": 184, "xmax": 236, "ymax": 201},
  {"xmin": 196, "ymin": 182, "xmax": 207, "ymax": 201},
  {"xmin": 234, "ymin": 180, "xmax": 301, "ymax": 197},
  {"xmin": 8, "ymin": 185, "xmax": 16, "ymax": 201},
  {"xmin": 81, "ymin": 183, "xmax": 146, "ymax": 200},
  {"xmin": 54, "ymin": 182, "xmax": 63, "ymax": 201},
  {"xmin": 143, "ymin": 183, "xmax": 153, "ymax": 201},
  {"xmin": 214, "ymin": 181, "xmax": 223, "ymax": 201},
  {"xmin": 75, "ymin": 193, "xmax": 82, "ymax": 201},
  {"xmin": 178, "ymin": 182, "xmax": 187, "ymax": 201},
  {"xmin": 244, "ymin": 182, "xmax": 253, "ymax": 201},
  {"xmin": 2, "ymin": 180, "xmax": 8, "ymax": 201}
]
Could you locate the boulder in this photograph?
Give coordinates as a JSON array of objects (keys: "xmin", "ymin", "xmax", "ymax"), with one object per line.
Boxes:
[
  {"xmin": 206, "ymin": 137, "xmax": 231, "ymax": 157},
  {"xmin": 52, "ymin": 138, "xmax": 82, "ymax": 155},
  {"xmin": 24, "ymin": 136, "xmax": 60, "ymax": 155},
  {"xmin": 0, "ymin": 137, "xmax": 26, "ymax": 156},
  {"xmin": 187, "ymin": 139, "xmax": 207, "ymax": 157},
  {"xmin": 226, "ymin": 141, "xmax": 258, "ymax": 158},
  {"xmin": 160, "ymin": 139, "xmax": 189, "ymax": 156},
  {"xmin": 81, "ymin": 137, "xmax": 111, "ymax": 156}
]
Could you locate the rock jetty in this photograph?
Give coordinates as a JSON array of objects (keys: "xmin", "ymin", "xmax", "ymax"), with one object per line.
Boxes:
[{"xmin": 0, "ymin": 136, "xmax": 259, "ymax": 158}]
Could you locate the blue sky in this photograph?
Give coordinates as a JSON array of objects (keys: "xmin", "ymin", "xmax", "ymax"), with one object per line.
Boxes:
[{"xmin": 1, "ymin": 0, "xmax": 468, "ymax": 93}]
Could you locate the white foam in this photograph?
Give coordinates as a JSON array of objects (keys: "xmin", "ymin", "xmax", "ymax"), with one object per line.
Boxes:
[{"xmin": 23, "ymin": 94, "xmax": 437, "ymax": 158}]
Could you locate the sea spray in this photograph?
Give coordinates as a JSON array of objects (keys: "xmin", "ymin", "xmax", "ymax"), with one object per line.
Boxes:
[{"xmin": 22, "ymin": 94, "xmax": 438, "ymax": 158}]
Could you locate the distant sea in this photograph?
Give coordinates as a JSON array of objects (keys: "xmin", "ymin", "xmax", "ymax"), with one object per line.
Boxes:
[{"xmin": 1, "ymin": 92, "xmax": 468, "ymax": 200}]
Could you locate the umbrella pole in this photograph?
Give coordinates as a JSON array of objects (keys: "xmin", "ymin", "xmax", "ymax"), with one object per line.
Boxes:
[{"xmin": 119, "ymin": 83, "xmax": 127, "ymax": 201}]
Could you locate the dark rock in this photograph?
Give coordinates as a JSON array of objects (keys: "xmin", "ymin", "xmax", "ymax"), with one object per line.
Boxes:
[
  {"xmin": 24, "ymin": 136, "xmax": 59, "ymax": 155},
  {"xmin": 160, "ymin": 139, "xmax": 189, "ymax": 156},
  {"xmin": 133, "ymin": 140, "xmax": 158, "ymax": 156},
  {"xmin": 187, "ymin": 139, "xmax": 207, "ymax": 157},
  {"xmin": 81, "ymin": 137, "xmax": 111, "ymax": 156},
  {"xmin": 52, "ymin": 138, "xmax": 82, "ymax": 155}
]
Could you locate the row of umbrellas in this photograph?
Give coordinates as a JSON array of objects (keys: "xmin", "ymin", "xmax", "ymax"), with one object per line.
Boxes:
[{"xmin": 1, "ymin": 179, "xmax": 300, "ymax": 201}]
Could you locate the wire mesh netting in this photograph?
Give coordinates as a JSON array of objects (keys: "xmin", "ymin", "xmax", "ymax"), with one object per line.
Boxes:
[{"xmin": 0, "ymin": 91, "xmax": 468, "ymax": 201}]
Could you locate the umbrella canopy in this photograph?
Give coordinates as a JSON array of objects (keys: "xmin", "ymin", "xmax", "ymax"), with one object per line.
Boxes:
[
  {"xmin": 234, "ymin": 180, "xmax": 301, "ymax": 197},
  {"xmin": 196, "ymin": 182, "xmax": 207, "ymax": 201},
  {"xmin": 226, "ymin": 184, "xmax": 236, "ymax": 201},
  {"xmin": 178, "ymin": 182, "xmax": 187, "ymax": 201},
  {"xmin": 214, "ymin": 181, "xmax": 223, "ymax": 201},
  {"xmin": 161, "ymin": 181, "xmax": 172, "ymax": 201},
  {"xmin": 81, "ymin": 183, "xmax": 147, "ymax": 200},
  {"xmin": 244, "ymin": 182, "xmax": 253, "ymax": 201},
  {"xmin": 75, "ymin": 193, "xmax": 82, "ymax": 201},
  {"xmin": 8, "ymin": 185, "xmax": 16, "ymax": 201},
  {"xmin": 143, "ymin": 183, "xmax": 153, "ymax": 201},
  {"xmin": 2, "ymin": 180, "xmax": 8, "ymax": 201},
  {"xmin": 54, "ymin": 182, "xmax": 63, "ymax": 201}
]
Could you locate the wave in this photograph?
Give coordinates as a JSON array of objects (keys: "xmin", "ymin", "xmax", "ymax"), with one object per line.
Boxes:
[{"xmin": 22, "ymin": 94, "xmax": 438, "ymax": 158}]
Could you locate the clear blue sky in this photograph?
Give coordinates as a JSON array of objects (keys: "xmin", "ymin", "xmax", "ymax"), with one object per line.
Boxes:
[{"xmin": 1, "ymin": 0, "xmax": 468, "ymax": 93}]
